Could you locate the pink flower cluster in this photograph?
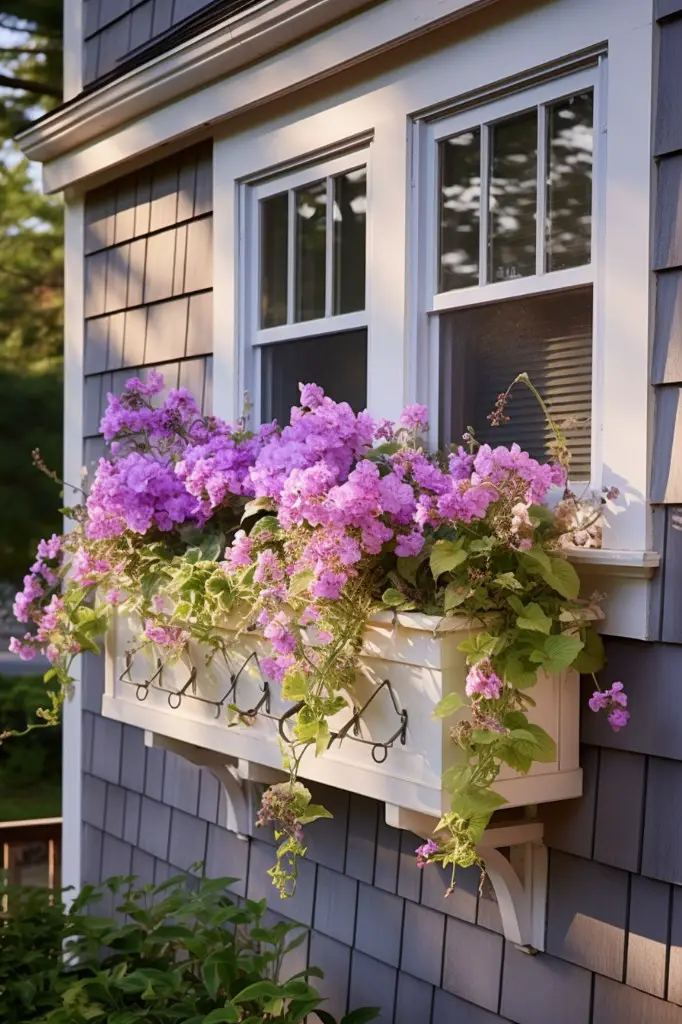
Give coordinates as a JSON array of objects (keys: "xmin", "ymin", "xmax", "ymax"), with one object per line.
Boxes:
[
  {"xmin": 465, "ymin": 660, "xmax": 504, "ymax": 700},
  {"xmin": 588, "ymin": 681, "xmax": 630, "ymax": 732}
]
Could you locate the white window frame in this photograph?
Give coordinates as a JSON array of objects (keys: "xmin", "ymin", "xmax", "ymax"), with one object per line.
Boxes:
[
  {"xmin": 420, "ymin": 63, "xmax": 604, "ymax": 486},
  {"xmin": 244, "ymin": 149, "xmax": 370, "ymax": 422}
]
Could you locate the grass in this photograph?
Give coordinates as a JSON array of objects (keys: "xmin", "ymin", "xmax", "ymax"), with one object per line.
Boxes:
[{"xmin": 0, "ymin": 779, "xmax": 62, "ymax": 822}]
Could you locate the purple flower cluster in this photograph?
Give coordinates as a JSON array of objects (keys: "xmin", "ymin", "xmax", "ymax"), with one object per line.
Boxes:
[
  {"xmin": 465, "ymin": 660, "xmax": 504, "ymax": 700},
  {"xmin": 415, "ymin": 838, "xmax": 440, "ymax": 867},
  {"xmin": 588, "ymin": 681, "xmax": 630, "ymax": 732}
]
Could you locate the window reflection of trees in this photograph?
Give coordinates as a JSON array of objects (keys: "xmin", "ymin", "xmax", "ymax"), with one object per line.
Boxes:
[
  {"xmin": 546, "ymin": 92, "xmax": 593, "ymax": 271},
  {"xmin": 488, "ymin": 110, "xmax": 538, "ymax": 282},
  {"xmin": 439, "ymin": 129, "xmax": 481, "ymax": 291}
]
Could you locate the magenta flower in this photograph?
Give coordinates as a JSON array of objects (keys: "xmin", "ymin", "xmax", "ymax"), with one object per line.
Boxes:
[
  {"xmin": 465, "ymin": 660, "xmax": 503, "ymax": 700},
  {"xmin": 400, "ymin": 404, "xmax": 429, "ymax": 431},
  {"xmin": 589, "ymin": 681, "xmax": 629, "ymax": 732},
  {"xmin": 416, "ymin": 838, "xmax": 439, "ymax": 867}
]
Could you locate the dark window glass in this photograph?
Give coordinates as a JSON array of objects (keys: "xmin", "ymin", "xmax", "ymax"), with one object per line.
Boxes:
[
  {"xmin": 438, "ymin": 128, "xmax": 481, "ymax": 292},
  {"xmin": 333, "ymin": 167, "xmax": 367, "ymax": 313},
  {"xmin": 261, "ymin": 329, "xmax": 367, "ymax": 425},
  {"xmin": 546, "ymin": 91, "xmax": 594, "ymax": 272},
  {"xmin": 439, "ymin": 287, "xmax": 593, "ymax": 478},
  {"xmin": 260, "ymin": 193, "xmax": 288, "ymax": 328},
  {"xmin": 488, "ymin": 110, "xmax": 538, "ymax": 282},
  {"xmin": 294, "ymin": 180, "xmax": 327, "ymax": 321}
]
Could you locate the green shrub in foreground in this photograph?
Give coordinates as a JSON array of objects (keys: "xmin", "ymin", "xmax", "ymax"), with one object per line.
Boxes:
[{"xmin": 0, "ymin": 872, "xmax": 378, "ymax": 1024}]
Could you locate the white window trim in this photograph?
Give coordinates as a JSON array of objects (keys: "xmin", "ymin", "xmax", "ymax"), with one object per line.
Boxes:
[
  {"xmin": 420, "ymin": 62, "xmax": 601, "ymax": 488},
  {"xmin": 212, "ymin": 0, "xmax": 655, "ymax": 635},
  {"xmin": 242, "ymin": 147, "xmax": 370, "ymax": 424}
]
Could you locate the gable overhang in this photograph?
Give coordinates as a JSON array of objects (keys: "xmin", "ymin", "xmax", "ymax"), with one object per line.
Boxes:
[{"xmin": 16, "ymin": 0, "xmax": 500, "ymax": 193}]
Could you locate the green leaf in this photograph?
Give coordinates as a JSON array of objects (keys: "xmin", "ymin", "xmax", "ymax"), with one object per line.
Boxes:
[
  {"xmin": 519, "ymin": 546, "xmax": 552, "ymax": 573},
  {"xmin": 493, "ymin": 572, "xmax": 523, "ymax": 591},
  {"xmin": 242, "ymin": 496, "xmax": 275, "ymax": 521},
  {"xmin": 450, "ymin": 784, "xmax": 507, "ymax": 818},
  {"xmin": 542, "ymin": 634, "xmax": 584, "ymax": 673},
  {"xmin": 442, "ymin": 763, "xmax": 471, "ymax": 790},
  {"xmin": 444, "ymin": 582, "xmax": 469, "ymax": 612},
  {"xmin": 496, "ymin": 741, "xmax": 534, "ymax": 774},
  {"xmin": 517, "ymin": 723, "xmax": 557, "ymax": 762},
  {"xmin": 342, "ymin": 1009, "xmax": 382, "ymax": 1024},
  {"xmin": 430, "ymin": 539, "xmax": 467, "ymax": 579},
  {"xmin": 382, "ymin": 587, "xmax": 407, "ymax": 608},
  {"xmin": 572, "ymin": 629, "xmax": 606, "ymax": 674},
  {"xmin": 507, "ymin": 595, "xmax": 526, "ymax": 615},
  {"xmin": 545, "ymin": 557, "xmax": 581, "ymax": 600},
  {"xmin": 516, "ymin": 603, "xmax": 553, "ymax": 635},
  {"xmin": 504, "ymin": 654, "xmax": 539, "ymax": 689},
  {"xmin": 315, "ymin": 720, "xmax": 330, "ymax": 757},
  {"xmin": 233, "ymin": 981, "xmax": 283, "ymax": 1004},
  {"xmin": 202, "ymin": 1008, "xmax": 239, "ymax": 1023},
  {"xmin": 469, "ymin": 537, "xmax": 497, "ymax": 554},
  {"xmin": 457, "ymin": 632, "xmax": 499, "ymax": 662},
  {"xmin": 199, "ymin": 533, "xmax": 224, "ymax": 562},
  {"xmin": 433, "ymin": 691, "xmax": 463, "ymax": 719},
  {"xmin": 471, "ymin": 729, "xmax": 502, "ymax": 745},
  {"xmin": 298, "ymin": 803, "xmax": 333, "ymax": 825},
  {"xmin": 288, "ymin": 570, "xmax": 314, "ymax": 598},
  {"xmin": 397, "ymin": 555, "xmax": 423, "ymax": 585},
  {"xmin": 249, "ymin": 515, "xmax": 281, "ymax": 539},
  {"xmin": 282, "ymin": 672, "xmax": 309, "ymax": 701}
]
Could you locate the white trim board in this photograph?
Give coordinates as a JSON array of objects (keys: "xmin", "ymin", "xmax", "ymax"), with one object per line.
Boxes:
[
  {"xmin": 61, "ymin": 199, "xmax": 85, "ymax": 903},
  {"xmin": 23, "ymin": 0, "xmax": 506, "ymax": 192}
]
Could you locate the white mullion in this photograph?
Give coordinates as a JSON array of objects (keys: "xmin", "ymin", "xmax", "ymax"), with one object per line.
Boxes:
[
  {"xmin": 255, "ymin": 309, "xmax": 367, "ymax": 345},
  {"xmin": 287, "ymin": 189, "xmax": 296, "ymax": 324},
  {"xmin": 536, "ymin": 102, "xmax": 548, "ymax": 277},
  {"xmin": 478, "ymin": 123, "xmax": 490, "ymax": 286},
  {"xmin": 325, "ymin": 175, "xmax": 334, "ymax": 317}
]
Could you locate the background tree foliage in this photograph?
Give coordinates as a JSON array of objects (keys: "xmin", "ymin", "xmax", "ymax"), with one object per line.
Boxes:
[{"xmin": 0, "ymin": 0, "xmax": 63, "ymax": 587}]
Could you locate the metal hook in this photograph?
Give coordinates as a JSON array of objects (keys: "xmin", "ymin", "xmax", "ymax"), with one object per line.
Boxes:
[{"xmin": 167, "ymin": 667, "xmax": 197, "ymax": 710}]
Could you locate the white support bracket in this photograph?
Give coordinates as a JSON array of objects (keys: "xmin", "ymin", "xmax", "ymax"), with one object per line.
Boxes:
[
  {"xmin": 386, "ymin": 804, "xmax": 548, "ymax": 953},
  {"xmin": 144, "ymin": 732, "xmax": 269, "ymax": 840}
]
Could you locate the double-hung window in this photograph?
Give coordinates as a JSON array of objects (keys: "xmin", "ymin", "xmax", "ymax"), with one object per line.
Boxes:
[
  {"xmin": 424, "ymin": 66, "xmax": 601, "ymax": 482},
  {"xmin": 247, "ymin": 149, "xmax": 369, "ymax": 425}
]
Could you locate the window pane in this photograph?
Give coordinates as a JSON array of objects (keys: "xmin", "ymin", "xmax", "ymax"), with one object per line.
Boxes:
[
  {"xmin": 295, "ymin": 180, "xmax": 327, "ymax": 321},
  {"xmin": 261, "ymin": 329, "xmax": 367, "ymax": 425},
  {"xmin": 488, "ymin": 110, "xmax": 538, "ymax": 282},
  {"xmin": 333, "ymin": 167, "xmax": 367, "ymax": 314},
  {"xmin": 546, "ymin": 91, "xmax": 594, "ymax": 272},
  {"xmin": 439, "ymin": 287, "xmax": 593, "ymax": 478},
  {"xmin": 260, "ymin": 193, "xmax": 288, "ymax": 328},
  {"xmin": 438, "ymin": 128, "xmax": 481, "ymax": 291},
  {"xmin": 7, "ymin": 840, "xmax": 50, "ymax": 888}
]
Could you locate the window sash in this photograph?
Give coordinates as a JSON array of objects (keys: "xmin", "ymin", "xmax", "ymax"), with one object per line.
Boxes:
[
  {"xmin": 425, "ymin": 65, "xmax": 598, "ymax": 309},
  {"xmin": 249, "ymin": 147, "xmax": 370, "ymax": 345}
]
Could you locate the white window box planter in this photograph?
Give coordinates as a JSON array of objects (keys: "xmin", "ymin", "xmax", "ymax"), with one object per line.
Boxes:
[{"xmin": 103, "ymin": 609, "xmax": 582, "ymax": 817}]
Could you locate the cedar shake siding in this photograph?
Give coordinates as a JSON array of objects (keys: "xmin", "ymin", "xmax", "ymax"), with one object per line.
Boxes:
[
  {"xmin": 82, "ymin": 0, "xmax": 266, "ymax": 88},
  {"xmin": 78, "ymin": 5, "xmax": 682, "ymax": 1022}
]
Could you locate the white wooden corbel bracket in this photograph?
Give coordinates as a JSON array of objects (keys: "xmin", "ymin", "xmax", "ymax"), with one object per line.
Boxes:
[
  {"xmin": 143, "ymin": 732, "xmax": 273, "ymax": 840},
  {"xmin": 386, "ymin": 804, "xmax": 547, "ymax": 952}
]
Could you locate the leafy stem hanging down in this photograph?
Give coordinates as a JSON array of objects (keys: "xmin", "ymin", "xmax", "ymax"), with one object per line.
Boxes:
[{"xmin": 7, "ymin": 372, "xmax": 627, "ymax": 896}]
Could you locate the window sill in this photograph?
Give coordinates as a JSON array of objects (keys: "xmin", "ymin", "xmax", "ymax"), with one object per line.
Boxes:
[
  {"xmin": 565, "ymin": 548, "xmax": 660, "ymax": 578},
  {"xmin": 564, "ymin": 549, "xmax": 660, "ymax": 640}
]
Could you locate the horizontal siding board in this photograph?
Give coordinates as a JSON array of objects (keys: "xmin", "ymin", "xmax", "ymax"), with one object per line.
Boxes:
[
  {"xmin": 186, "ymin": 291, "xmax": 213, "ymax": 356},
  {"xmin": 349, "ymin": 950, "xmax": 396, "ymax": 1023},
  {"xmin": 144, "ymin": 229, "xmax": 177, "ymax": 304},
  {"xmin": 84, "ymin": 315, "xmax": 109, "ymax": 374},
  {"xmin": 397, "ymin": 830, "xmax": 423, "ymax": 903},
  {"xmin": 122, "ymin": 306, "xmax": 148, "ymax": 366},
  {"xmin": 96, "ymin": 16, "xmax": 133, "ymax": 78},
  {"xmin": 400, "ymin": 902, "xmax": 445, "ymax": 987},
  {"xmin": 500, "ymin": 942, "xmax": 592, "ymax": 1024},
  {"xmin": 138, "ymin": 796, "xmax": 171, "ymax": 860},
  {"xmin": 655, "ymin": 155, "xmax": 682, "ymax": 270},
  {"xmin": 85, "ymin": 251, "xmax": 108, "ymax": 318},
  {"xmin": 642, "ymin": 758, "xmax": 682, "ymax": 883},
  {"xmin": 354, "ymin": 883, "xmax": 403, "ymax": 967},
  {"xmin": 91, "ymin": 716, "xmax": 122, "ymax": 785},
  {"xmin": 421, "ymin": 860, "xmax": 479, "ymax": 924},
  {"xmin": 543, "ymin": 744, "xmax": 598, "ymax": 859},
  {"xmin": 661, "ymin": 507, "xmax": 682, "ymax": 642},
  {"xmin": 593, "ymin": 975, "xmax": 682, "ymax": 1023},
  {"xmin": 82, "ymin": 824, "xmax": 103, "ymax": 885},
  {"xmin": 145, "ymin": 296, "xmax": 189, "ymax": 363},
  {"xmin": 106, "ymin": 312, "xmax": 127, "ymax": 370},
  {"xmin": 651, "ymin": 385, "xmax": 680, "ymax": 502},
  {"xmin": 247, "ymin": 839, "xmax": 315, "ymax": 925},
  {"xmin": 313, "ymin": 866, "xmax": 358, "ymax": 946},
  {"xmin": 131, "ymin": 847, "xmax": 155, "ymax": 886},
  {"xmin": 183, "ymin": 217, "xmax": 213, "ymax": 293},
  {"xmin": 657, "ymin": 0, "xmax": 682, "ymax": 17},
  {"xmin": 653, "ymin": 271, "xmax": 682, "ymax": 384},
  {"xmin": 299, "ymin": 785, "xmax": 348, "ymax": 872},
  {"xmin": 104, "ymin": 783, "xmax": 127, "ymax": 838},
  {"xmin": 309, "ymin": 933, "xmax": 351, "ymax": 1021},
  {"xmin": 626, "ymin": 875, "xmax": 669, "ymax": 998},
  {"xmin": 345, "ymin": 794, "xmax": 378, "ymax": 884},
  {"xmin": 168, "ymin": 808, "xmax": 207, "ymax": 872},
  {"xmin": 442, "ymin": 916, "xmax": 503, "ymax": 1011},
  {"xmin": 204, "ymin": 823, "xmax": 248, "ymax": 895},
  {"xmin": 433, "ymin": 988, "xmax": 511, "ymax": 1023},
  {"xmin": 83, "ymin": 773, "xmax": 107, "ymax": 829},
  {"xmin": 374, "ymin": 816, "xmax": 400, "ymax": 893},
  {"xmin": 149, "ymin": 166, "xmax": 180, "ymax": 233},
  {"xmin": 123, "ymin": 791, "xmax": 141, "ymax": 846},
  {"xmin": 129, "ymin": 0, "xmax": 155, "ymax": 52},
  {"xmin": 580, "ymin": 640, "xmax": 682, "ymax": 757},
  {"xmin": 197, "ymin": 769, "xmax": 220, "ymax": 823},
  {"xmin": 162, "ymin": 751, "xmax": 200, "ymax": 816},
  {"xmin": 84, "ymin": 0, "xmax": 101, "ymax": 38},
  {"xmin": 656, "ymin": 17, "xmax": 682, "ymax": 155},
  {"xmin": 546, "ymin": 851, "xmax": 628, "ymax": 979},
  {"xmin": 395, "ymin": 972, "xmax": 434, "ymax": 1024},
  {"xmin": 593, "ymin": 750, "xmax": 646, "ymax": 872}
]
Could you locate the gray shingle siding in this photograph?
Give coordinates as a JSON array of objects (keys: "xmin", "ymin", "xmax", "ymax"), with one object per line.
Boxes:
[{"xmin": 78, "ymin": 13, "xmax": 682, "ymax": 1021}]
